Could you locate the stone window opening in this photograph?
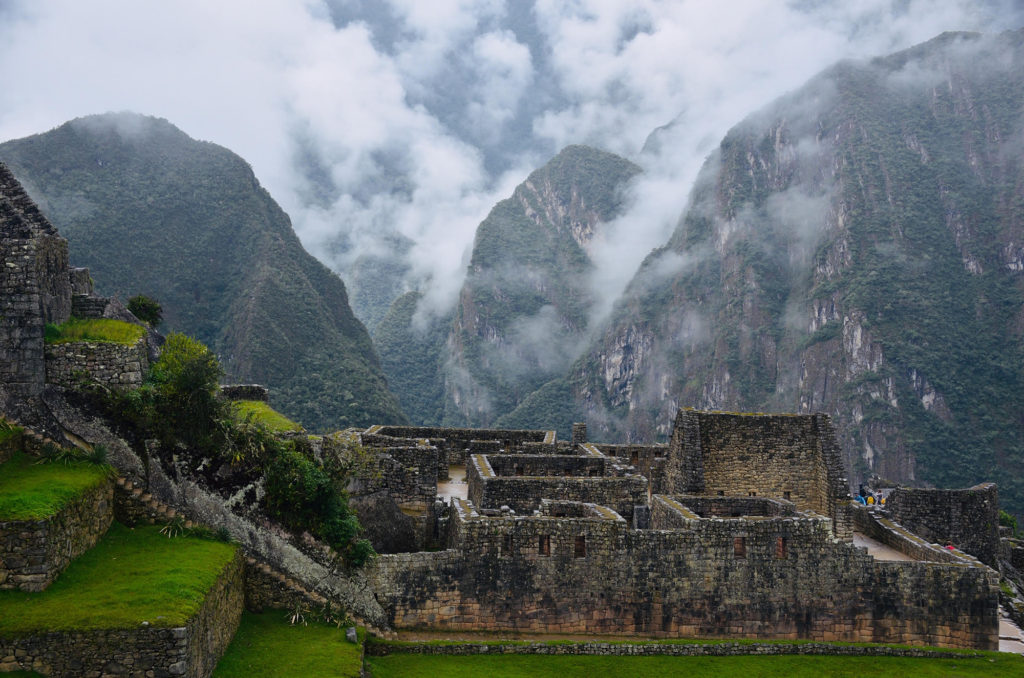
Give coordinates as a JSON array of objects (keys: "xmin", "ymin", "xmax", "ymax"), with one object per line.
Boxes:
[
  {"xmin": 783, "ymin": 491, "xmax": 791, "ymax": 501},
  {"xmin": 775, "ymin": 536, "xmax": 788, "ymax": 559},
  {"xmin": 734, "ymin": 536, "xmax": 746, "ymax": 558},
  {"xmin": 504, "ymin": 533, "xmax": 513, "ymax": 553},
  {"xmin": 574, "ymin": 535, "xmax": 587, "ymax": 558},
  {"xmin": 539, "ymin": 535, "xmax": 551, "ymax": 556},
  {"xmin": 748, "ymin": 491, "xmax": 757, "ymax": 497},
  {"xmin": 717, "ymin": 490, "xmax": 725, "ymax": 496}
]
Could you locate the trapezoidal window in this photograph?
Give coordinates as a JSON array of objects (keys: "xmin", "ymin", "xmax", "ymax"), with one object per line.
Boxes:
[
  {"xmin": 733, "ymin": 536, "xmax": 746, "ymax": 558},
  {"xmin": 574, "ymin": 535, "xmax": 587, "ymax": 558},
  {"xmin": 783, "ymin": 491, "xmax": 792, "ymax": 501},
  {"xmin": 504, "ymin": 533, "xmax": 513, "ymax": 553},
  {"xmin": 539, "ymin": 535, "xmax": 551, "ymax": 556},
  {"xmin": 775, "ymin": 536, "xmax": 788, "ymax": 559}
]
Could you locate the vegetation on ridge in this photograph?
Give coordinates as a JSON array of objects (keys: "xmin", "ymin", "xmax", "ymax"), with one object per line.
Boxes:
[
  {"xmin": 97, "ymin": 332, "xmax": 374, "ymax": 566},
  {"xmin": 44, "ymin": 317, "xmax": 145, "ymax": 345}
]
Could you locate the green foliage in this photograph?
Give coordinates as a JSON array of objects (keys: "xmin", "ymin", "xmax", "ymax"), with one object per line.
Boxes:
[
  {"xmin": 263, "ymin": 445, "xmax": 373, "ymax": 567},
  {"xmin": 0, "ymin": 418, "xmax": 23, "ymax": 448},
  {"xmin": 144, "ymin": 332, "xmax": 227, "ymax": 453},
  {"xmin": 44, "ymin": 317, "xmax": 145, "ymax": 345},
  {"xmin": 213, "ymin": 612, "xmax": 363, "ymax": 678},
  {"xmin": 232, "ymin": 400, "xmax": 302, "ymax": 433},
  {"xmin": 1000, "ymin": 510, "xmax": 1019, "ymax": 537},
  {"xmin": 0, "ymin": 113, "xmax": 406, "ymax": 433},
  {"xmin": 127, "ymin": 294, "xmax": 163, "ymax": 327},
  {"xmin": 0, "ymin": 451, "xmax": 112, "ymax": 520},
  {"xmin": 0, "ymin": 523, "xmax": 236, "ymax": 634}
]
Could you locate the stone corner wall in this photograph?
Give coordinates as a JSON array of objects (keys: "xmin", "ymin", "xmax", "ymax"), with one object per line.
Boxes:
[
  {"xmin": 0, "ymin": 474, "xmax": 114, "ymax": 592},
  {"xmin": 45, "ymin": 336, "xmax": 149, "ymax": 389},
  {"xmin": 0, "ymin": 548, "xmax": 245, "ymax": 678},
  {"xmin": 886, "ymin": 483, "xmax": 1000, "ymax": 568}
]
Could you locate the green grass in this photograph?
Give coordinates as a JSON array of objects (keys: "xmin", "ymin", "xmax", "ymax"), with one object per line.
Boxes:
[
  {"xmin": 364, "ymin": 652, "xmax": 1024, "ymax": 677},
  {"xmin": 0, "ymin": 451, "xmax": 111, "ymax": 520},
  {"xmin": 232, "ymin": 400, "xmax": 303, "ymax": 433},
  {"xmin": 213, "ymin": 611, "xmax": 362, "ymax": 677},
  {"xmin": 0, "ymin": 523, "xmax": 237, "ymax": 635},
  {"xmin": 44, "ymin": 317, "xmax": 145, "ymax": 345}
]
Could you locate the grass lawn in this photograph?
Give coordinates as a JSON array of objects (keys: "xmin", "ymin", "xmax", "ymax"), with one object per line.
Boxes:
[
  {"xmin": 0, "ymin": 451, "xmax": 111, "ymax": 520},
  {"xmin": 213, "ymin": 611, "xmax": 362, "ymax": 677},
  {"xmin": 0, "ymin": 523, "xmax": 237, "ymax": 635},
  {"xmin": 44, "ymin": 317, "xmax": 145, "ymax": 345},
  {"xmin": 364, "ymin": 652, "xmax": 1024, "ymax": 677},
  {"xmin": 232, "ymin": 400, "xmax": 303, "ymax": 433}
]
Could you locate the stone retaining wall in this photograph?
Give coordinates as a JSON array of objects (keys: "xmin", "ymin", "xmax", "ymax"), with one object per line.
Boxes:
[
  {"xmin": 220, "ymin": 384, "xmax": 269, "ymax": 402},
  {"xmin": 367, "ymin": 426, "xmax": 553, "ymax": 465},
  {"xmin": 0, "ymin": 550, "xmax": 244, "ymax": 678},
  {"xmin": 365, "ymin": 639, "xmax": 984, "ymax": 659},
  {"xmin": 368, "ymin": 495, "xmax": 998, "ymax": 649},
  {"xmin": 885, "ymin": 484, "xmax": 1000, "ymax": 567},
  {"xmin": 45, "ymin": 337, "xmax": 148, "ymax": 389},
  {"xmin": 0, "ymin": 475, "xmax": 114, "ymax": 591}
]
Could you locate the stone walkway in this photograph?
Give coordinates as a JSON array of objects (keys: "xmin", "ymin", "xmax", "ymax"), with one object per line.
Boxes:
[
  {"xmin": 1000, "ymin": 611, "xmax": 1024, "ymax": 654},
  {"xmin": 437, "ymin": 464, "xmax": 468, "ymax": 502},
  {"xmin": 852, "ymin": 532, "xmax": 916, "ymax": 562}
]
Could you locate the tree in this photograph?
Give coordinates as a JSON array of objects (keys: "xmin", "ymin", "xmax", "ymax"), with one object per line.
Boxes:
[{"xmin": 127, "ymin": 294, "xmax": 163, "ymax": 327}]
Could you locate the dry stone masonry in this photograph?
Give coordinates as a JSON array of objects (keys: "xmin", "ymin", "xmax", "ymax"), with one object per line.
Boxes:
[{"xmin": 359, "ymin": 410, "xmax": 1000, "ymax": 649}]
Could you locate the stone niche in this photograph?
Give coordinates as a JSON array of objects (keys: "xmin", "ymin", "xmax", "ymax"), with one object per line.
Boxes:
[{"xmin": 0, "ymin": 476, "xmax": 114, "ymax": 592}]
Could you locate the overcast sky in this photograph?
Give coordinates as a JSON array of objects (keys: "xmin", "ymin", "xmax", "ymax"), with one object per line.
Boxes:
[{"xmin": 1, "ymin": 0, "xmax": 1021, "ymax": 321}]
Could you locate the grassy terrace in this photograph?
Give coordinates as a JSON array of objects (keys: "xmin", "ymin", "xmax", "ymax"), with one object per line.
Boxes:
[
  {"xmin": 364, "ymin": 653, "xmax": 1024, "ymax": 677},
  {"xmin": 213, "ymin": 612, "xmax": 362, "ymax": 677},
  {"xmin": 0, "ymin": 524, "xmax": 236, "ymax": 635},
  {"xmin": 44, "ymin": 317, "xmax": 145, "ymax": 345},
  {"xmin": 232, "ymin": 400, "xmax": 302, "ymax": 433},
  {"xmin": 0, "ymin": 451, "xmax": 112, "ymax": 521}
]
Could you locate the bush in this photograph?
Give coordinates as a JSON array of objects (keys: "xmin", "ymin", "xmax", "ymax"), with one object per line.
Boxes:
[{"xmin": 127, "ymin": 294, "xmax": 162, "ymax": 327}]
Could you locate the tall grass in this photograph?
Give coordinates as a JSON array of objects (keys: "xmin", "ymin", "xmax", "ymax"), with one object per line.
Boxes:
[{"xmin": 45, "ymin": 318, "xmax": 145, "ymax": 345}]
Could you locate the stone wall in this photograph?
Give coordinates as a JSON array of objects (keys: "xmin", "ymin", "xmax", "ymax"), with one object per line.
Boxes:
[
  {"xmin": 220, "ymin": 384, "xmax": 269, "ymax": 402},
  {"xmin": 366, "ymin": 639, "xmax": 984, "ymax": 659},
  {"xmin": 0, "ymin": 475, "xmax": 114, "ymax": 591},
  {"xmin": 345, "ymin": 444, "xmax": 441, "ymax": 511},
  {"xmin": 70, "ymin": 293, "xmax": 109, "ymax": 319},
  {"xmin": 367, "ymin": 426, "xmax": 554, "ymax": 465},
  {"xmin": 665, "ymin": 409, "xmax": 852, "ymax": 540},
  {"xmin": 467, "ymin": 455, "xmax": 647, "ymax": 518},
  {"xmin": 594, "ymin": 443, "xmax": 668, "ymax": 491},
  {"xmin": 851, "ymin": 504, "xmax": 979, "ymax": 564},
  {"xmin": 0, "ymin": 550, "xmax": 244, "ymax": 678},
  {"xmin": 885, "ymin": 483, "xmax": 1000, "ymax": 568},
  {"xmin": 368, "ymin": 495, "xmax": 997, "ymax": 649},
  {"xmin": 45, "ymin": 337, "xmax": 149, "ymax": 389}
]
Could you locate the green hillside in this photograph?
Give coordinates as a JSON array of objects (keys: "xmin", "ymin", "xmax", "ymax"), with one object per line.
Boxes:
[{"xmin": 0, "ymin": 114, "xmax": 406, "ymax": 432}]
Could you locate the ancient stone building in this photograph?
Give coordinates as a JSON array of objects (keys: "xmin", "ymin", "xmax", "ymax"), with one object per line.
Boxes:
[
  {"xmin": 0, "ymin": 162, "xmax": 71, "ymax": 403},
  {"xmin": 358, "ymin": 410, "xmax": 1000, "ymax": 650}
]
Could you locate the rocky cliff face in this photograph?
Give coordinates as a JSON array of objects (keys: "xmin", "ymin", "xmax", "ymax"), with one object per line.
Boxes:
[
  {"xmin": 0, "ymin": 114, "xmax": 407, "ymax": 432},
  {"xmin": 442, "ymin": 145, "xmax": 640, "ymax": 428},
  {"xmin": 572, "ymin": 30, "xmax": 1024, "ymax": 510}
]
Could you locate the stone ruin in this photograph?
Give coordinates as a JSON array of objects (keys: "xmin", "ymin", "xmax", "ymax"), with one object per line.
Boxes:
[
  {"xmin": 353, "ymin": 414, "xmax": 1000, "ymax": 650},
  {"xmin": 0, "ymin": 159, "xmax": 1008, "ymax": 651}
]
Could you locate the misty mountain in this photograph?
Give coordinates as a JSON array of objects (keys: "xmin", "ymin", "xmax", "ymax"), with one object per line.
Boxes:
[
  {"xmin": 374, "ymin": 145, "xmax": 640, "ymax": 432},
  {"xmin": 0, "ymin": 113, "xmax": 407, "ymax": 432},
  {"xmin": 570, "ymin": 30, "xmax": 1024, "ymax": 511},
  {"xmin": 444, "ymin": 145, "xmax": 640, "ymax": 428}
]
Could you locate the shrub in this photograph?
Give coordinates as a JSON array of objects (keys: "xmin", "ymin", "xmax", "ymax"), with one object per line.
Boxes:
[{"xmin": 127, "ymin": 294, "xmax": 162, "ymax": 327}]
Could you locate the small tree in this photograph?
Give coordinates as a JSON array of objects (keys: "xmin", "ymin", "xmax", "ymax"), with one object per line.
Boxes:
[
  {"xmin": 148, "ymin": 333, "xmax": 226, "ymax": 452},
  {"xmin": 128, "ymin": 294, "xmax": 163, "ymax": 327}
]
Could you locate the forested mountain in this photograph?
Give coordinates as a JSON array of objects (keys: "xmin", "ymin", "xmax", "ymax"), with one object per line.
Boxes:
[
  {"xmin": 0, "ymin": 114, "xmax": 406, "ymax": 432},
  {"xmin": 569, "ymin": 30, "xmax": 1024, "ymax": 510},
  {"xmin": 375, "ymin": 145, "xmax": 639, "ymax": 432}
]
